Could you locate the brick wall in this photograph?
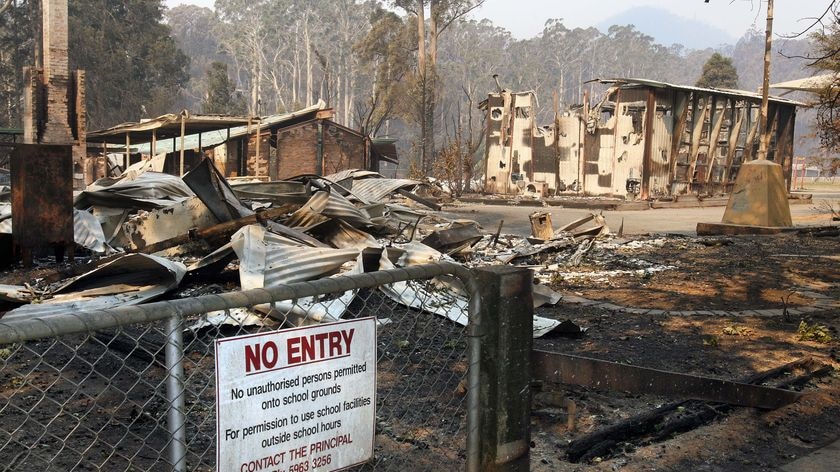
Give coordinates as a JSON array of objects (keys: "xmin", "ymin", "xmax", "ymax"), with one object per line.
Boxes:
[
  {"xmin": 275, "ymin": 120, "xmax": 367, "ymax": 180},
  {"xmin": 322, "ymin": 122, "xmax": 366, "ymax": 175},
  {"xmin": 276, "ymin": 122, "xmax": 318, "ymax": 179}
]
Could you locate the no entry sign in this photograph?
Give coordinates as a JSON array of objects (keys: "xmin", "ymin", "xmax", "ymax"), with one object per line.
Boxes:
[{"xmin": 215, "ymin": 317, "xmax": 376, "ymax": 472}]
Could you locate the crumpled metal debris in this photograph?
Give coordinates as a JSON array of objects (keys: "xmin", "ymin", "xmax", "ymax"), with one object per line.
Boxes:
[
  {"xmin": 74, "ymin": 171, "xmax": 194, "ymax": 211},
  {"xmin": 230, "ymin": 224, "xmax": 362, "ymax": 325},
  {"xmin": 2, "ymin": 204, "xmax": 112, "ymax": 254},
  {"xmin": 2, "ymin": 254, "xmax": 186, "ymax": 321}
]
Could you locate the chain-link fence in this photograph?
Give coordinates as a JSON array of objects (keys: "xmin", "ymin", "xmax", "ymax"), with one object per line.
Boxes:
[{"xmin": 0, "ymin": 263, "xmax": 479, "ymax": 471}]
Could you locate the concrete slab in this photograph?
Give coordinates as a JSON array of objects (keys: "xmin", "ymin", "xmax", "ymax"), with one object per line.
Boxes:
[{"xmin": 780, "ymin": 439, "xmax": 840, "ymax": 472}]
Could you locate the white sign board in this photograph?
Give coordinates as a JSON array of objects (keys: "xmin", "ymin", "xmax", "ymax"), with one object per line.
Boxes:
[{"xmin": 216, "ymin": 317, "xmax": 376, "ymax": 472}]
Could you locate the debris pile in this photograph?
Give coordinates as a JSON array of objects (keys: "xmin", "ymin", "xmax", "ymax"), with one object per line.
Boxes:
[{"xmin": 0, "ymin": 160, "xmax": 632, "ymax": 338}]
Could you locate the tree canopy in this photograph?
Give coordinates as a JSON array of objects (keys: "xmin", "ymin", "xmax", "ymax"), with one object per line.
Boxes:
[
  {"xmin": 809, "ymin": 24, "xmax": 840, "ymax": 152},
  {"xmin": 695, "ymin": 52, "xmax": 739, "ymax": 89},
  {"xmin": 202, "ymin": 61, "xmax": 246, "ymax": 115},
  {"xmin": 0, "ymin": 0, "xmax": 188, "ymax": 129}
]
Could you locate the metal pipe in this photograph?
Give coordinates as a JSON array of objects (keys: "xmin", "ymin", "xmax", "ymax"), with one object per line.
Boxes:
[
  {"xmin": 465, "ymin": 275, "xmax": 482, "ymax": 472},
  {"xmin": 165, "ymin": 312, "xmax": 187, "ymax": 472}
]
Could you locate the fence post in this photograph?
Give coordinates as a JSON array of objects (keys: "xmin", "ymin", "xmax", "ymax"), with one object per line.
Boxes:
[
  {"xmin": 165, "ymin": 312, "xmax": 187, "ymax": 472},
  {"xmin": 467, "ymin": 266, "xmax": 533, "ymax": 472}
]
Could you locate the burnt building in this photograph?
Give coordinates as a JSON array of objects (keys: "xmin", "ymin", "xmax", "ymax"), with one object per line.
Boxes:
[
  {"xmin": 483, "ymin": 79, "xmax": 802, "ymax": 199},
  {"xmin": 87, "ymin": 101, "xmax": 396, "ymax": 181}
]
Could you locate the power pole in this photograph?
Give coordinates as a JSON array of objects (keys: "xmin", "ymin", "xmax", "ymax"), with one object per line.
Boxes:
[{"xmin": 757, "ymin": 0, "xmax": 773, "ymax": 160}]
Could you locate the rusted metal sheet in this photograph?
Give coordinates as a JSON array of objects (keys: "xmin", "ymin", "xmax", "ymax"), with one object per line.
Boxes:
[
  {"xmin": 532, "ymin": 350, "xmax": 801, "ymax": 409},
  {"xmin": 11, "ymin": 144, "xmax": 74, "ymax": 262}
]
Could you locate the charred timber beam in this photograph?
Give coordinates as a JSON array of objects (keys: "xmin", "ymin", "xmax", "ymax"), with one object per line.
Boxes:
[{"xmin": 532, "ymin": 350, "xmax": 801, "ymax": 409}]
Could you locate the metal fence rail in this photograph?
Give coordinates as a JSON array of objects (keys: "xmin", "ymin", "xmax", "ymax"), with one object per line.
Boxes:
[{"xmin": 0, "ymin": 262, "xmax": 481, "ymax": 471}]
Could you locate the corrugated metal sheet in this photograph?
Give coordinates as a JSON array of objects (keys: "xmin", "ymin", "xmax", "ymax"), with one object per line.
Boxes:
[
  {"xmin": 285, "ymin": 191, "xmax": 371, "ymax": 229},
  {"xmin": 323, "ymin": 169, "xmax": 382, "ymax": 182},
  {"xmin": 230, "ymin": 224, "xmax": 362, "ymax": 324},
  {"xmin": 348, "ymin": 178, "xmax": 422, "ymax": 203},
  {"xmin": 74, "ymin": 209, "xmax": 110, "ymax": 253},
  {"xmin": 121, "ymin": 101, "xmax": 327, "ymax": 153},
  {"xmin": 306, "ymin": 219, "xmax": 379, "ymax": 251},
  {"xmin": 74, "ymin": 171, "xmax": 194, "ymax": 210},
  {"xmin": 597, "ymin": 78, "xmax": 806, "ymax": 106},
  {"xmin": 231, "ymin": 224, "xmax": 359, "ymax": 289},
  {"xmin": 0, "ymin": 202, "xmax": 9, "ymax": 233},
  {"xmin": 2, "ymin": 254, "xmax": 186, "ymax": 321}
]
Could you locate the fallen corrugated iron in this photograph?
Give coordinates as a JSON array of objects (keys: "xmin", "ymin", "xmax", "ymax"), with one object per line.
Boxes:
[
  {"xmin": 557, "ymin": 212, "xmax": 610, "ymax": 237},
  {"xmin": 74, "ymin": 209, "xmax": 111, "ymax": 254},
  {"xmin": 230, "ymin": 180, "xmax": 308, "ymax": 206},
  {"xmin": 378, "ymin": 245, "xmax": 565, "ymax": 338},
  {"xmin": 394, "ymin": 241, "xmax": 447, "ymax": 266},
  {"xmin": 2, "ymin": 254, "xmax": 186, "ymax": 321},
  {"xmin": 498, "ymin": 238, "xmax": 576, "ymax": 264},
  {"xmin": 3, "ymin": 205, "xmax": 112, "ymax": 254},
  {"xmin": 0, "ymin": 203, "xmax": 10, "ymax": 233},
  {"xmin": 323, "ymin": 169, "xmax": 383, "ymax": 183},
  {"xmin": 533, "ymin": 284, "xmax": 562, "ymax": 308},
  {"xmin": 183, "ymin": 158, "xmax": 254, "ymax": 222},
  {"xmin": 306, "ymin": 219, "xmax": 380, "ymax": 251},
  {"xmin": 378, "ymin": 247, "xmax": 470, "ymax": 325},
  {"xmin": 231, "ymin": 224, "xmax": 359, "ymax": 287},
  {"xmin": 74, "ymin": 171, "xmax": 194, "ymax": 211},
  {"xmin": 285, "ymin": 190, "xmax": 371, "ymax": 229},
  {"xmin": 344, "ymin": 177, "xmax": 424, "ymax": 204},
  {"xmin": 186, "ymin": 307, "xmax": 270, "ymax": 332},
  {"xmin": 230, "ymin": 224, "xmax": 362, "ymax": 325}
]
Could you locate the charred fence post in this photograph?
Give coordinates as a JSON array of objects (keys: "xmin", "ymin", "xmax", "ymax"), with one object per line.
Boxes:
[{"xmin": 468, "ymin": 266, "xmax": 533, "ymax": 472}]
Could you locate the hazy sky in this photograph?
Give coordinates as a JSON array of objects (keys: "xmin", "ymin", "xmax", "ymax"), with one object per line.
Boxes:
[{"xmin": 165, "ymin": 0, "xmax": 834, "ymax": 42}]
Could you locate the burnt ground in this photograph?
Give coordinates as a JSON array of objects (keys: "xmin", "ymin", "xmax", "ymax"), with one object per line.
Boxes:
[
  {"xmin": 528, "ymin": 232, "xmax": 840, "ymax": 471},
  {"xmin": 1, "ymin": 232, "xmax": 839, "ymax": 471}
]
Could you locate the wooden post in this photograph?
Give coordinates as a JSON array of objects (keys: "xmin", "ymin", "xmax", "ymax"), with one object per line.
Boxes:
[
  {"xmin": 705, "ymin": 97, "xmax": 728, "ymax": 188},
  {"xmin": 757, "ymin": 0, "xmax": 774, "ymax": 160},
  {"xmin": 179, "ymin": 113, "xmax": 186, "ymax": 176},
  {"xmin": 151, "ymin": 129, "xmax": 157, "ymax": 158},
  {"xmin": 255, "ymin": 118, "xmax": 262, "ymax": 178},
  {"xmin": 316, "ymin": 120, "xmax": 324, "ymax": 175},
  {"xmin": 668, "ymin": 91, "xmax": 690, "ymax": 191},
  {"xmin": 124, "ymin": 132, "xmax": 130, "ymax": 170},
  {"xmin": 641, "ymin": 88, "xmax": 656, "ymax": 199},
  {"xmin": 469, "ymin": 266, "xmax": 533, "ymax": 472}
]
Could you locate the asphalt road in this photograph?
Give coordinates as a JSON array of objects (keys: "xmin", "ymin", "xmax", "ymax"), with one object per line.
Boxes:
[{"xmin": 440, "ymin": 198, "xmax": 839, "ymax": 236}]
